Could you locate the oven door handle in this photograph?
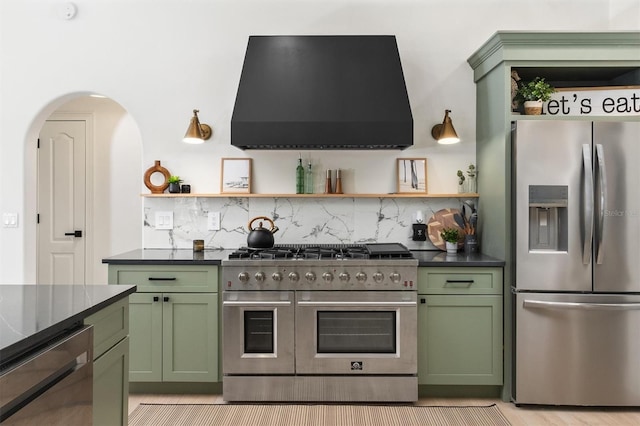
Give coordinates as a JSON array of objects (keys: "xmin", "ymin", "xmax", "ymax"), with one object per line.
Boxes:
[
  {"xmin": 222, "ymin": 300, "xmax": 292, "ymax": 306},
  {"xmin": 296, "ymin": 301, "xmax": 416, "ymax": 307}
]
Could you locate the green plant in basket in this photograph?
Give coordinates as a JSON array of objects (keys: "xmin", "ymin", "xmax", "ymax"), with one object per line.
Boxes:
[
  {"xmin": 440, "ymin": 227, "xmax": 460, "ymax": 243},
  {"xmin": 516, "ymin": 77, "xmax": 556, "ymax": 102}
]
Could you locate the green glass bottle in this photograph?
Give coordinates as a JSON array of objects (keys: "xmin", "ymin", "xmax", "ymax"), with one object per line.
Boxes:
[
  {"xmin": 305, "ymin": 162, "xmax": 314, "ymax": 194},
  {"xmin": 296, "ymin": 155, "xmax": 305, "ymax": 194}
]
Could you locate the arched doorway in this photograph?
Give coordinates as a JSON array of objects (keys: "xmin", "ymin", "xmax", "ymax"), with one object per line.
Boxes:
[{"xmin": 27, "ymin": 94, "xmax": 142, "ymax": 284}]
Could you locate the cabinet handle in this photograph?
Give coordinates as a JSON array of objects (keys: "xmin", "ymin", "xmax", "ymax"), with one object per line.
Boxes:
[
  {"xmin": 444, "ymin": 279, "xmax": 474, "ymax": 288},
  {"xmin": 420, "ymin": 298, "xmax": 426, "ymax": 304},
  {"xmin": 153, "ymin": 296, "xmax": 159, "ymax": 302},
  {"xmin": 163, "ymin": 296, "xmax": 169, "ymax": 302},
  {"xmin": 148, "ymin": 277, "xmax": 176, "ymax": 281}
]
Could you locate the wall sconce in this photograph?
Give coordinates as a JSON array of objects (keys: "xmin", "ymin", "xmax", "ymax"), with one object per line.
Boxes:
[
  {"xmin": 183, "ymin": 109, "xmax": 212, "ymax": 144},
  {"xmin": 431, "ymin": 109, "xmax": 460, "ymax": 145}
]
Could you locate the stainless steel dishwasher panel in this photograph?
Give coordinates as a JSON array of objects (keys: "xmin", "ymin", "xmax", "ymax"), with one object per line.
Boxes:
[
  {"xmin": 515, "ymin": 293, "xmax": 640, "ymax": 406},
  {"xmin": 0, "ymin": 326, "xmax": 93, "ymax": 425}
]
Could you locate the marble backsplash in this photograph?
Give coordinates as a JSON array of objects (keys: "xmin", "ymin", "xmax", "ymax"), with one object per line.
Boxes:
[{"xmin": 143, "ymin": 197, "xmax": 473, "ymax": 250}]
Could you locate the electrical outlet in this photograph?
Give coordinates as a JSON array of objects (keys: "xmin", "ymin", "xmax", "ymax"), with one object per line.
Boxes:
[
  {"xmin": 208, "ymin": 212, "xmax": 221, "ymax": 231},
  {"xmin": 155, "ymin": 211, "xmax": 174, "ymax": 230}
]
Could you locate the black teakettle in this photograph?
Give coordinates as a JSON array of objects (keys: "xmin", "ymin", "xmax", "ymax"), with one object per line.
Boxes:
[{"xmin": 247, "ymin": 216, "xmax": 279, "ymax": 248}]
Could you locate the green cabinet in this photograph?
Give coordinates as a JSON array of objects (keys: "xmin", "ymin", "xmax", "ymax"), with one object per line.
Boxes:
[
  {"xmin": 467, "ymin": 31, "xmax": 640, "ymax": 399},
  {"xmin": 418, "ymin": 267, "xmax": 503, "ymax": 386},
  {"xmin": 109, "ymin": 264, "xmax": 219, "ymax": 383},
  {"xmin": 129, "ymin": 292, "xmax": 218, "ymax": 382},
  {"xmin": 93, "ymin": 336, "xmax": 129, "ymax": 426},
  {"xmin": 85, "ymin": 296, "xmax": 130, "ymax": 426}
]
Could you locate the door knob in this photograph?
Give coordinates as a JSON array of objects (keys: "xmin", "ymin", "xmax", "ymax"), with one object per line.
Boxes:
[{"xmin": 64, "ymin": 230, "xmax": 82, "ymax": 237}]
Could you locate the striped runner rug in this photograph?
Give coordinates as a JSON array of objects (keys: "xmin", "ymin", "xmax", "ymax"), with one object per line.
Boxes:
[{"xmin": 129, "ymin": 403, "xmax": 511, "ymax": 426}]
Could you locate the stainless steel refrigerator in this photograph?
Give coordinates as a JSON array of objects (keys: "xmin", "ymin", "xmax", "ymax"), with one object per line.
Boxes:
[{"xmin": 512, "ymin": 119, "xmax": 640, "ymax": 406}]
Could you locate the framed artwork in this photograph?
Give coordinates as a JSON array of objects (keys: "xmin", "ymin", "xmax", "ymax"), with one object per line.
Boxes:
[
  {"xmin": 397, "ymin": 158, "xmax": 427, "ymax": 193},
  {"xmin": 221, "ymin": 158, "xmax": 252, "ymax": 194}
]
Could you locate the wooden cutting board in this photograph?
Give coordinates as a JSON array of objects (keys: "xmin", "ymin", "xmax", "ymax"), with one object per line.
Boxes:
[{"xmin": 427, "ymin": 208, "xmax": 464, "ymax": 250}]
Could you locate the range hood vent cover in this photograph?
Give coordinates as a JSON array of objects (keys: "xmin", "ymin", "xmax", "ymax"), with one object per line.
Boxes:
[{"xmin": 231, "ymin": 35, "xmax": 413, "ymax": 150}]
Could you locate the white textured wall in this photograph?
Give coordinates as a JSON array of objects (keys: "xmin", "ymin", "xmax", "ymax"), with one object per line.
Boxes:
[{"xmin": 1, "ymin": 0, "xmax": 637, "ymax": 283}]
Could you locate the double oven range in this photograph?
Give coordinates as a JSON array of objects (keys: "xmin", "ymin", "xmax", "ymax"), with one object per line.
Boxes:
[{"xmin": 221, "ymin": 243, "xmax": 418, "ymax": 402}]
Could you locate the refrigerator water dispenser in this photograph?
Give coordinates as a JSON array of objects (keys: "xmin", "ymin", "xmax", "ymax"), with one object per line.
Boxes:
[{"xmin": 528, "ymin": 185, "xmax": 568, "ymax": 252}]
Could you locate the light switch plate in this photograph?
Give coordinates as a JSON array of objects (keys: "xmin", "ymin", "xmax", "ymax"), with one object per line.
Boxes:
[
  {"xmin": 3, "ymin": 213, "xmax": 19, "ymax": 228},
  {"xmin": 208, "ymin": 212, "xmax": 221, "ymax": 231},
  {"xmin": 155, "ymin": 211, "xmax": 173, "ymax": 230}
]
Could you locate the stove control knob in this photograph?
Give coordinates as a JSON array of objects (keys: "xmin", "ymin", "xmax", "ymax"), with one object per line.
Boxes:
[
  {"xmin": 272, "ymin": 272, "xmax": 283, "ymax": 281},
  {"xmin": 238, "ymin": 272, "xmax": 250, "ymax": 283},
  {"xmin": 305, "ymin": 272, "xmax": 316, "ymax": 282},
  {"xmin": 322, "ymin": 272, "xmax": 334, "ymax": 282},
  {"xmin": 288, "ymin": 271, "xmax": 300, "ymax": 282},
  {"xmin": 338, "ymin": 272, "xmax": 350, "ymax": 282},
  {"xmin": 356, "ymin": 272, "xmax": 367, "ymax": 282},
  {"xmin": 373, "ymin": 272, "xmax": 384, "ymax": 283},
  {"xmin": 390, "ymin": 272, "xmax": 401, "ymax": 283},
  {"xmin": 254, "ymin": 272, "xmax": 266, "ymax": 282}
]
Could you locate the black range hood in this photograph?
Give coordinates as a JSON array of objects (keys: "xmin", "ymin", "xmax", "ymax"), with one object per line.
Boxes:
[{"xmin": 231, "ymin": 35, "xmax": 413, "ymax": 150}]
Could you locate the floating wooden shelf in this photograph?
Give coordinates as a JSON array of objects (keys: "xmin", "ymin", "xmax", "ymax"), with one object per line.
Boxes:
[{"xmin": 141, "ymin": 193, "xmax": 479, "ymax": 198}]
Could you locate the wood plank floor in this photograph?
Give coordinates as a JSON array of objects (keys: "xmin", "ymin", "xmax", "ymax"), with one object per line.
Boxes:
[{"xmin": 129, "ymin": 394, "xmax": 640, "ymax": 425}]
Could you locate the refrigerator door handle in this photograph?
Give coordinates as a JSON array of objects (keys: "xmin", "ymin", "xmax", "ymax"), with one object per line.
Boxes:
[
  {"xmin": 582, "ymin": 144, "xmax": 594, "ymax": 265},
  {"xmin": 523, "ymin": 299, "xmax": 640, "ymax": 311},
  {"xmin": 595, "ymin": 144, "xmax": 607, "ymax": 264}
]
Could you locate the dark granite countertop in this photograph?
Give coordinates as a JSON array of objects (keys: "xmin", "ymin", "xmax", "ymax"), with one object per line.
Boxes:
[
  {"xmin": 0, "ymin": 284, "xmax": 136, "ymax": 367},
  {"xmin": 102, "ymin": 248, "xmax": 503, "ymax": 267},
  {"xmin": 102, "ymin": 249, "xmax": 231, "ymax": 265},
  {"xmin": 411, "ymin": 250, "xmax": 504, "ymax": 267}
]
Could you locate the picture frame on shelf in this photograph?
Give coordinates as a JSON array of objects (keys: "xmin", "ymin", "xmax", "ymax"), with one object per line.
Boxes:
[
  {"xmin": 397, "ymin": 158, "xmax": 427, "ymax": 193},
  {"xmin": 221, "ymin": 158, "xmax": 252, "ymax": 194}
]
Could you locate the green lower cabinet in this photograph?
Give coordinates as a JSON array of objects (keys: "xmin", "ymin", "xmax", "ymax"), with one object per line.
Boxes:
[
  {"xmin": 129, "ymin": 292, "xmax": 218, "ymax": 382},
  {"xmin": 418, "ymin": 294, "xmax": 502, "ymax": 385},
  {"xmin": 93, "ymin": 336, "xmax": 129, "ymax": 426},
  {"xmin": 84, "ymin": 297, "xmax": 130, "ymax": 426},
  {"xmin": 129, "ymin": 293, "xmax": 163, "ymax": 381}
]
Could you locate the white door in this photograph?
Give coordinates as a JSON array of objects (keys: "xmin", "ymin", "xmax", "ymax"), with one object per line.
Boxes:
[{"xmin": 37, "ymin": 120, "xmax": 86, "ymax": 284}]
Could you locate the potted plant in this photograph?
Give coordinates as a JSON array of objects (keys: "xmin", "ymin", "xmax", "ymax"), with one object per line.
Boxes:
[
  {"xmin": 440, "ymin": 227, "xmax": 460, "ymax": 254},
  {"xmin": 516, "ymin": 77, "xmax": 556, "ymax": 115},
  {"xmin": 168, "ymin": 176, "xmax": 182, "ymax": 193}
]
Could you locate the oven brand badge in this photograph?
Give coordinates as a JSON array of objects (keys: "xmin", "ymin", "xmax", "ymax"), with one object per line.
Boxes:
[{"xmin": 350, "ymin": 361, "xmax": 363, "ymax": 371}]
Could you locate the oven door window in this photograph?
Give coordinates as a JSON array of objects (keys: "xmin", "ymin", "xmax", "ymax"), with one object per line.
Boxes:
[
  {"xmin": 244, "ymin": 311, "xmax": 274, "ymax": 353},
  {"xmin": 316, "ymin": 311, "xmax": 396, "ymax": 353}
]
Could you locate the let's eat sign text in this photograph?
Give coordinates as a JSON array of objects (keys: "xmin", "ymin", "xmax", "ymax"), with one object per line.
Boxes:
[{"xmin": 542, "ymin": 86, "xmax": 639, "ymax": 116}]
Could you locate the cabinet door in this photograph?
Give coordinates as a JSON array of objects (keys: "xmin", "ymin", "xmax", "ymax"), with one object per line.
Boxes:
[
  {"xmin": 162, "ymin": 293, "xmax": 218, "ymax": 382},
  {"xmin": 129, "ymin": 292, "xmax": 163, "ymax": 382},
  {"xmin": 418, "ymin": 295, "xmax": 502, "ymax": 385},
  {"xmin": 93, "ymin": 336, "xmax": 129, "ymax": 426}
]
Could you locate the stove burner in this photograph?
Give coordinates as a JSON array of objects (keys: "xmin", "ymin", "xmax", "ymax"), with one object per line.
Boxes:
[{"xmin": 227, "ymin": 243, "xmax": 414, "ymax": 260}]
